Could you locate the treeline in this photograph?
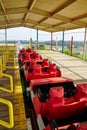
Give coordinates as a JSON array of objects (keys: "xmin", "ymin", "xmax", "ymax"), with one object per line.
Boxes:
[
  {"xmin": 0, "ymin": 40, "xmax": 30, "ymax": 44},
  {"xmin": 44, "ymin": 40, "xmax": 84, "ymax": 47},
  {"xmin": 0, "ymin": 40, "xmax": 84, "ymax": 47}
]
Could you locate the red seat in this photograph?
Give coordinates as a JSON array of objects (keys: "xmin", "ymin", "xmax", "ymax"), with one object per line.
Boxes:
[
  {"xmin": 42, "ymin": 59, "xmax": 49, "ymax": 69},
  {"xmin": 40, "ymin": 85, "xmax": 87, "ymax": 120}
]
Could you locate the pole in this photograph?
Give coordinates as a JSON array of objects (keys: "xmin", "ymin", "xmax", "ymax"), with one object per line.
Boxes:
[
  {"xmin": 51, "ymin": 32, "xmax": 53, "ymax": 50},
  {"xmin": 36, "ymin": 29, "xmax": 38, "ymax": 49},
  {"xmin": 70, "ymin": 36, "xmax": 73, "ymax": 56},
  {"xmin": 5, "ymin": 29, "xmax": 7, "ymax": 46},
  {"xmin": 29, "ymin": 38, "xmax": 32, "ymax": 48},
  {"xmin": 56, "ymin": 37, "xmax": 58, "ymax": 51},
  {"xmin": 83, "ymin": 28, "xmax": 87, "ymax": 60},
  {"xmin": 62, "ymin": 31, "xmax": 64, "ymax": 53}
]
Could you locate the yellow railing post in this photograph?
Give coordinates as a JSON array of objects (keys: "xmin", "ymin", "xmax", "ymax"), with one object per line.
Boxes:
[
  {"xmin": 0, "ymin": 55, "xmax": 13, "ymax": 93},
  {"xmin": 0, "ymin": 98, "xmax": 14, "ymax": 128},
  {"xmin": 2, "ymin": 55, "xmax": 6, "ymax": 71},
  {"xmin": 14, "ymin": 53, "xmax": 16, "ymax": 67},
  {"xmin": 0, "ymin": 58, "xmax": 3, "ymax": 78}
]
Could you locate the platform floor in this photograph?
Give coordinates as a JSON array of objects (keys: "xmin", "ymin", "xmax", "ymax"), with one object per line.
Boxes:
[
  {"xmin": 0, "ymin": 67, "xmax": 28, "ymax": 130},
  {"xmin": 38, "ymin": 50, "xmax": 87, "ymax": 84}
]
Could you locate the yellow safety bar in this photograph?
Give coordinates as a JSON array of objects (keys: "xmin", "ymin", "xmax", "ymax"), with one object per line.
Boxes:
[
  {"xmin": 0, "ymin": 73, "xmax": 13, "ymax": 93},
  {"xmin": 0, "ymin": 58, "xmax": 13, "ymax": 93},
  {"xmin": 0, "ymin": 45, "xmax": 19, "ymax": 69},
  {"xmin": 2, "ymin": 55, "xmax": 6, "ymax": 71},
  {"xmin": 0, "ymin": 98, "xmax": 14, "ymax": 128},
  {"xmin": 0, "ymin": 58, "xmax": 3, "ymax": 78},
  {"xmin": 6, "ymin": 53, "xmax": 19, "ymax": 69}
]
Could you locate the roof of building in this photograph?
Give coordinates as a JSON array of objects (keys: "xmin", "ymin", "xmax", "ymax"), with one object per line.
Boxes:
[{"xmin": 0, "ymin": 0, "xmax": 87, "ymax": 32}]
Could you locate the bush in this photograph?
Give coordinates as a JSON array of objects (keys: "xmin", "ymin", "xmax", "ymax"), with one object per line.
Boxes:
[{"xmin": 38, "ymin": 44, "xmax": 45, "ymax": 50}]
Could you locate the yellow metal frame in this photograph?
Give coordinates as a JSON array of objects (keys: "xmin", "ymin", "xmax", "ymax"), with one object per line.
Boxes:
[
  {"xmin": 0, "ymin": 46, "xmax": 19, "ymax": 69},
  {"xmin": 0, "ymin": 98, "xmax": 14, "ymax": 128},
  {"xmin": 0, "ymin": 46, "xmax": 15, "ymax": 128},
  {"xmin": 0, "ymin": 59, "xmax": 3, "ymax": 78},
  {"xmin": 2, "ymin": 55, "xmax": 6, "ymax": 71},
  {"xmin": 0, "ymin": 73, "xmax": 13, "ymax": 93},
  {"xmin": 6, "ymin": 53, "xmax": 19, "ymax": 69},
  {"xmin": 0, "ymin": 58, "xmax": 13, "ymax": 93}
]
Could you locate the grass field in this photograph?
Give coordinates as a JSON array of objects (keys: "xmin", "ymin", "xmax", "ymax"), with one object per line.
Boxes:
[{"xmin": 63, "ymin": 47, "xmax": 87, "ymax": 61}]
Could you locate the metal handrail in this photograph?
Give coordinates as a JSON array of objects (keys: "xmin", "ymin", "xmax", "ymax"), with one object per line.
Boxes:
[
  {"xmin": 0, "ymin": 46, "xmax": 18, "ymax": 69},
  {"xmin": 0, "ymin": 98, "xmax": 14, "ymax": 128},
  {"xmin": 0, "ymin": 58, "xmax": 13, "ymax": 93},
  {"xmin": 0, "ymin": 58, "xmax": 2, "ymax": 78},
  {"xmin": 0, "ymin": 73, "xmax": 13, "ymax": 93},
  {"xmin": 0, "ymin": 46, "xmax": 15, "ymax": 129}
]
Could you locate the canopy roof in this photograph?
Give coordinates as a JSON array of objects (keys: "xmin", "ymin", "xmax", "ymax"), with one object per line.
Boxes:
[{"xmin": 0, "ymin": 0, "xmax": 87, "ymax": 32}]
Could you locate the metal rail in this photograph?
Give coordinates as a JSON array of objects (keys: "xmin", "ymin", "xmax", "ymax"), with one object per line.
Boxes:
[
  {"xmin": 0, "ymin": 98, "xmax": 14, "ymax": 128},
  {"xmin": 0, "ymin": 58, "xmax": 13, "ymax": 93},
  {"xmin": 0, "ymin": 73, "xmax": 13, "ymax": 93}
]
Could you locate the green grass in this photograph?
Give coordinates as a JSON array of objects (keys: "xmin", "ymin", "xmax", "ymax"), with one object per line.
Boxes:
[{"xmin": 63, "ymin": 48, "xmax": 87, "ymax": 61}]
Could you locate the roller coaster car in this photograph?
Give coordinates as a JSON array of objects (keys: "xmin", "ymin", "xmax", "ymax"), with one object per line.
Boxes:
[
  {"xmin": 26, "ymin": 48, "xmax": 33, "ymax": 54},
  {"xmin": 45, "ymin": 122, "xmax": 87, "ymax": 130},
  {"xmin": 19, "ymin": 48, "xmax": 31, "ymax": 66},
  {"xmin": 25, "ymin": 62, "xmax": 61, "ymax": 81},
  {"xmin": 66, "ymin": 123, "xmax": 87, "ymax": 130},
  {"xmin": 30, "ymin": 51, "xmax": 42, "ymax": 60},
  {"xmin": 23, "ymin": 58, "xmax": 43, "ymax": 72},
  {"xmin": 19, "ymin": 52, "xmax": 32, "ymax": 66},
  {"xmin": 24, "ymin": 58, "xmax": 49, "ymax": 71},
  {"xmin": 30, "ymin": 77, "xmax": 87, "ymax": 130},
  {"xmin": 19, "ymin": 48, "xmax": 26, "ymax": 55},
  {"xmin": 19, "ymin": 52, "xmax": 41, "ymax": 67}
]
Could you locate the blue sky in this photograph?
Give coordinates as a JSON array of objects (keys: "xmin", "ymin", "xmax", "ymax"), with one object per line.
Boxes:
[{"xmin": 0, "ymin": 27, "xmax": 85, "ymax": 41}]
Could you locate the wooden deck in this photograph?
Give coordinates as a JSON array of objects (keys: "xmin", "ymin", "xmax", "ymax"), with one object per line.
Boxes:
[{"xmin": 0, "ymin": 65, "xmax": 28, "ymax": 129}]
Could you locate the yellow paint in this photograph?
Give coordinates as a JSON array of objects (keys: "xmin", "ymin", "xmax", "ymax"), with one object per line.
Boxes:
[
  {"xmin": 0, "ymin": 58, "xmax": 3, "ymax": 78},
  {"xmin": 0, "ymin": 98, "xmax": 14, "ymax": 128},
  {"xmin": 0, "ymin": 45, "xmax": 19, "ymax": 70},
  {"xmin": 14, "ymin": 86, "xmax": 22, "ymax": 94},
  {"xmin": 0, "ymin": 45, "xmax": 28, "ymax": 129},
  {"xmin": 0, "ymin": 73, "xmax": 13, "ymax": 93},
  {"xmin": 2, "ymin": 55, "xmax": 6, "ymax": 71}
]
